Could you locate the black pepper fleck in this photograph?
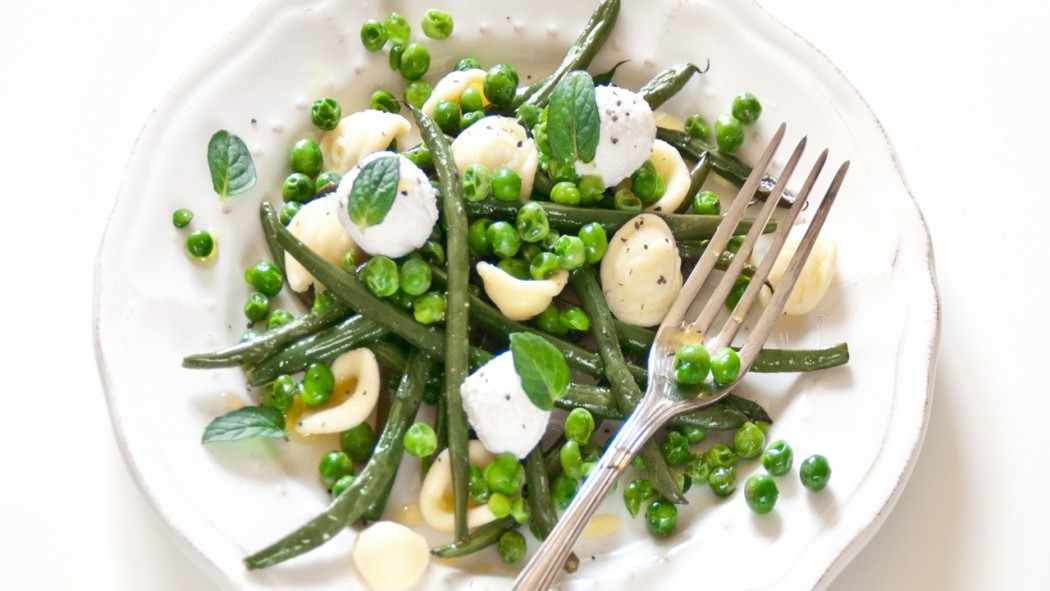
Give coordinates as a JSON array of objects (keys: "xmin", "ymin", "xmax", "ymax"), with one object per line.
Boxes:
[
  {"xmin": 658, "ymin": 275, "xmax": 667, "ymax": 285},
  {"xmin": 611, "ymin": 137, "xmax": 619, "ymax": 145}
]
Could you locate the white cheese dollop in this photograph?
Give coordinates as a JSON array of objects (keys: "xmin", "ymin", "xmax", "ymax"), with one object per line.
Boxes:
[
  {"xmin": 336, "ymin": 152, "xmax": 439, "ymax": 258},
  {"xmin": 600, "ymin": 213, "xmax": 683, "ymax": 326},
  {"xmin": 284, "ymin": 194, "xmax": 358, "ymax": 293},
  {"xmin": 320, "ymin": 109, "xmax": 411, "ymax": 174},
  {"xmin": 460, "ymin": 351, "xmax": 551, "ymax": 459},
  {"xmin": 452, "ymin": 115, "xmax": 538, "ymax": 198},
  {"xmin": 352, "ymin": 521, "xmax": 430, "ymax": 591},
  {"xmin": 575, "ymin": 85, "xmax": 657, "ymax": 188},
  {"xmin": 476, "ymin": 261, "xmax": 568, "ymax": 321}
]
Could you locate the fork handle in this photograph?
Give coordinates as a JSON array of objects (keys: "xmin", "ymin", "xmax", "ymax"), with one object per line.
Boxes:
[{"xmin": 511, "ymin": 395, "xmax": 674, "ymax": 591}]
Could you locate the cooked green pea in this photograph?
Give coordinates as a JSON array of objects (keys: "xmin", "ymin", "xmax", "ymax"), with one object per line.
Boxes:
[
  {"xmin": 529, "ymin": 252, "xmax": 561, "ymax": 280},
  {"xmin": 684, "ymin": 113, "xmax": 711, "ymax": 140},
  {"xmin": 432, "ymin": 99, "xmax": 460, "ymax": 135},
  {"xmin": 684, "ymin": 452, "xmax": 711, "ymax": 485},
  {"xmin": 420, "ymin": 239, "xmax": 445, "ymax": 266},
  {"xmin": 186, "ymin": 230, "xmax": 214, "ymax": 258},
  {"xmin": 413, "ymin": 291, "xmax": 446, "ymax": 324},
  {"xmin": 483, "ymin": 64, "xmax": 519, "ymax": 108},
  {"xmin": 172, "ymin": 208, "xmax": 193, "ymax": 228},
  {"xmin": 560, "ymin": 440, "xmax": 586, "ymax": 480},
  {"xmin": 403, "ymin": 423, "xmax": 438, "ymax": 457},
  {"xmin": 565, "ymin": 408, "xmax": 595, "ymax": 445},
  {"xmin": 460, "ymin": 164, "xmax": 492, "ymax": 204},
  {"xmin": 706, "ymin": 443, "xmax": 738, "ymax": 468},
  {"xmin": 534, "ymin": 303, "xmax": 567, "ymax": 336},
  {"xmin": 459, "ymin": 87, "xmax": 484, "ymax": 113},
  {"xmin": 660, "ymin": 431, "xmax": 691, "ymax": 466},
  {"xmin": 623, "ymin": 478, "xmax": 655, "ymax": 518},
  {"xmin": 709, "ymin": 465, "xmax": 736, "ymax": 497},
  {"xmin": 469, "ymin": 464, "xmax": 491, "ymax": 504},
  {"xmin": 519, "ymin": 243, "xmax": 542, "ymax": 263},
  {"xmin": 575, "ymin": 223, "xmax": 607, "ymax": 266},
  {"xmin": 516, "ymin": 103, "xmax": 542, "ymax": 128},
  {"xmin": 468, "ymin": 217, "xmax": 492, "ymax": 257},
  {"xmin": 692, "ymin": 190, "xmax": 721, "ymax": 215},
  {"xmin": 389, "ymin": 290, "xmax": 415, "ymax": 312},
  {"xmin": 318, "ymin": 450, "xmax": 353, "ymax": 487},
  {"xmin": 455, "ymin": 57, "xmax": 481, "ymax": 71},
  {"xmin": 311, "ymin": 97, "xmax": 342, "ymax": 131},
  {"xmin": 289, "ymin": 139, "xmax": 323, "ymax": 178},
  {"xmin": 486, "ymin": 221, "xmax": 520, "ymax": 258},
  {"xmin": 645, "ymin": 498, "xmax": 677, "ymax": 537},
  {"xmin": 726, "ymin": 236, "xmax": 744, "ymax": 254},
  {"xmin": 550, "ymin": 181, "xmax": 581, "ymax": 205},
  {"xmin": 550, "ymin": 474, "xmax": 578, "ymax": 510},
  {"xmin": 510, "ymin": 496, "xmax": 529, "ymax": 524},
  {"xmin": 487, "ymin": 492, "xmax": 512, "ymax": 518},
  {"xmin": 800, "ymin": 454, "xmax": 831, "ymax": 491},
  {"xmin": 559, "ymin": 306, "xmax": 590, "ymax": 331},
  {"xmin": 731, "ymin": 92, "xmax": 762, "ymax": 125},
  {"xmin": 282, "ymin": 173, "xmax": 314, "ymax": 203},
  {"xmin": 369, "ymin": 89, "xmax": 400, "ymax": 113},
  {"xmin": 359, "ymin": 19, "xmax": 388, "ymax": 52},
  {"xmin": 262, "ymin": 374, "xmax": 296, "ymax": 414},
  {"xmin": 532, "ymin": 122, "xmax": 549, "ymax": 156},
  {"xmin": 734, "ymin": 421, "xmax": 765, "ymax": 459},
  {"xmin": 388, "ymin": 43, "xmax": 403, "ymax": 71},
  {"xmin": 245, "ymin": 260, "xmax": 283, "ymax": 297},
  {"xmin": 577, "ymin": 175, "xmax": 605, "ymax": 205},
  {"xmin": 340, "ymin": 250, "xmax": 357, "ymax": 273},
  {"xmin": 613, "ymin": 189, "xmax": 642, "ymax": 212},
  {"xmin": 497, "ymin": 258, "xmax": 529, "ymax": 279},
  {"xmin": 243, "ymin": 292, "xmax": 269, "ymax": 323},
  {"xmin": 714, "ymin": 114, "xmax": 745, "ymax": 153},
  {"xmin": 399, "ymin": 42, "xmax": 431, "ymax": 81},
  {"xmin": 315, "ymin": 171, "xmax": 341, "ymax": 195},
  {"xmin": 761, "ymin": 440, "xmax": 793, "ymax": 477},
  {"xmin": 491, "ymin": 167, "xmax": 521, "ymax": 201},
  {"xmin": 331, "ymin": 474, "xmax": 355, "ymax": 497},
  {"xmin": 554, "ymin": 235, "xmax": 585, "ymax": 269},
  {"xmin": 516, "ymin": 201, "xmax": 549, "ymax": 243},
  {"xmin": 339, "ymin": 422, "xmax": 376, "ymax": 463},
  {"xmin": 420, "ymin": 9, "xmax": 454, "ymax": 40},
  {"xmin": 266, "ymin": 309, "xmax": 294, "ymax": 330},
  {"xmin": 361, "ymin": 256, "xmax": 399, "ymax": 297},
  {"xmin": 744, "ymin": 473, "xmax": 778, "ymax": 514},
  {"xmin": 673, "ymin": 343, "xmax": 711, "ymax": 385},
  {"xmin": 498, "ymin": 530, "xmax": 526, "ymax": 564},
  {"xmin": 677, "ymin": 424, "xmax": 707, "ymax": 445},
  {"xmin": 402, "ymin": 80, "xmax": 431, "ymax": 110},
  {"xmin": 278, "ymin": 200, "xmax": 301, "ymax": 225},
  {"xmin": 383, "ymin": 12, "xmax": 410, "ymax": 44},
  {"xmin": 711, "ymin": 347, "xmax": 742, "ymax": 384},
  {"xmin": 399, "ymin": 257, "xmax": 432, "ymax": 296},
  {"xmin": 630, "ymin": 160, "xmax": 665, "ymax": 204},
  {"xmin": 299, "ymin": 362, "xmax": 335, "ymax": 407},
  {"xmin": 460, "ymin": 110, "xmax": 485, "ymax": 131},
  {"xmin": 484, "ymin": 453, "xmax": 524, "ymax": 496},
  {"xmin": 548, "ymin": 157, "xmax": 578, "ymax": 184}
]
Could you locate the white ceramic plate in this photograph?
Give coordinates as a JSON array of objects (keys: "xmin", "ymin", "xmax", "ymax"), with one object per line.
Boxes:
[{"xmin": 94, "ymin": 0, "xmax": 939, "ymax": 589}]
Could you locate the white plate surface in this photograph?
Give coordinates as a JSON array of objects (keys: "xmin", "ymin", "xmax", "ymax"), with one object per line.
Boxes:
[{"xmin": 94, "ymin": 0, "xmax": 939, "ymax": 589}]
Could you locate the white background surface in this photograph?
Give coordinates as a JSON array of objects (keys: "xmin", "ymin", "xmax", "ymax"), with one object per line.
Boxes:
[{"xmin": 1, "ymin": 0, "xmax": 1047, "ymax": 589}]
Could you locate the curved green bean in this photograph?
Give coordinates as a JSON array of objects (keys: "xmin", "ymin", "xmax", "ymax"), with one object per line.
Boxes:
[{"xmin": 638, "ymin": 63, "xmax": 702, "ymax": 111}]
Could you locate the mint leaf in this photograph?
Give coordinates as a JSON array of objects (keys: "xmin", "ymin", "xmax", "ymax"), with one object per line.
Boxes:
[
  {"xmin": 509, "ymin": 333, "xmax": 570, "ymax": 411},
  {"xmin": 202, "ymin": 406, "xmax": 286, "ymax": 444},
  {"xmin": 347, "ymin": 155, "xmax": 401, "ymax": 229},
  {"xmin": 207, "ymin": 130, "xmax": 257, "ymax": 199},
  {"xmin": 547, "ymin": 71, "xmax": 600, "ymax": 164}
]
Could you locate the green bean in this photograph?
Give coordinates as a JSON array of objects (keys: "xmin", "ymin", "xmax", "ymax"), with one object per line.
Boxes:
[
  {"xmin": 183, "ymin": 301, "xmax": 353, "ymax": 369},
  {"xmin": 523, "ymin": 447, "xmax": 580, "ymax": 573},
  {"xmin": 637, "ymin": 63, "xmax": 703, "ymax": 111},
  {"xmin": 570, "ymin": 266, "xmax": 683, "ymax": 502},
  {"xmin": 409, "ymin": 104, "xmax": 473, "ymax": 542},
  {"xmin": 674, "ymin": 152, "xmax": 713, "ymax": 214},
  {"xmin": 557, "ymin": 384, "xmax": 766, "ymax": 431},
  {"xmin": 244, "ymin": 350, "xmax": 432, "ymax": 569},
  {"xmin": 464, "ymin": 197, "xmax": 770, "ymax": 242},
  {"xmin": 431, "ymin": 516, "xmax": 519, "ymax": 558},
  {"xmin": 657, "ymin": 127, "xmax": 795, "ymax": 208},
  {"xmin": 520, "ymin": 0, "xmax": 620, "ymax": 109},
  {"xmin": 244, "ymin": 314, "xmax": 387, "ymax": 387},
  {"xmin": 592, "ymin": 58, "xmax": 630, "ymax": 86}
]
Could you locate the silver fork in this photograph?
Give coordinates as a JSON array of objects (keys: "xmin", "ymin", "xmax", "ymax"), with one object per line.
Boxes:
[{"xmin": 512, "ymin": 123, "xmax": 850, "ymax": 591}]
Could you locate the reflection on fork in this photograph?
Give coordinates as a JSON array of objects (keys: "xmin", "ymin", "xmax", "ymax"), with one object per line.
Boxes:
[{"xmin": 512, "ymin": 122, "xmax": 850, "ymax": 591}]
